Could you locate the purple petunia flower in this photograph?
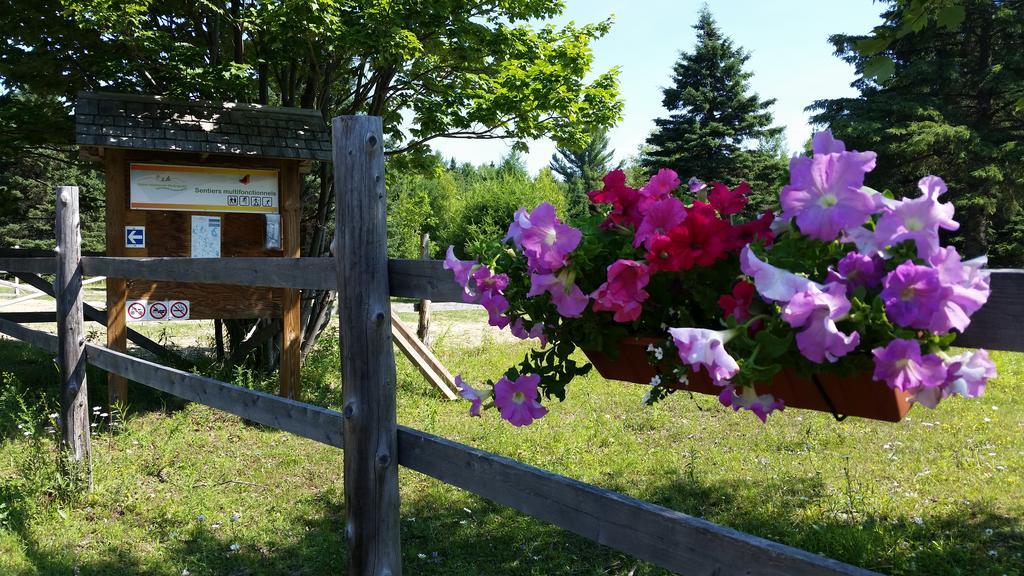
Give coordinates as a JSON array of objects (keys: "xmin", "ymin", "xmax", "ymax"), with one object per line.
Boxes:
[
  {"xmin": 871, "ymin": 339, "xmax": 947, "ymax": 393},
  {"xmin": 455, "ymin": 375, "xmax": 487, "ymax": 417},
  {"xmin": 444, "ymin": 245, "xmax": 479, "ymax": 301},
  {"xmin": 827, "ymin": 251, "xmax": 885, "ymax": 293},
  {"xmin": 493, "ymin": 373, "xmax": 547, "ymax": 426},
  {"xmin": 779, "ymin": 130, "xmax": 879, "ymax": 241},
  {"xmin": 527, "ymin": 270, "xmax": 589, "ymax": 317},
  {"xmin": 718, "ymin": 385, "xmax": 785, "ymax": 422},
  {"xmin": 926, "ymin": 247, "xmax": 991, "ymax": 333},
  {"xmin": 880, "ymin": 261, "xmax": 945, "ymax": 329},
  {"xmin": 781, "ymin": 282, "xmax": 860, "ymax": 363},
  {"xmin": 510, "ymin": 318, "xmax": 548, "ymax": 347},
  {"xmin": 505, "ymin": 202, "xmax": 582, "ymax": 272},
  {"xmin": 667, "ymin": 327, "xmax": 740, "ymax": 385},
  {"xmin": 943, "ymin": 349, "xmax": 996, "ymax": 399},
  {"xmin": 633, "ymin": 197, "xmax": 686, "ymax": 249},
  {"xmin": 688, "ymin": 176, "xmax": 707, "ymax": 194},
  {"xmin": 739, "ymin": 246, "xmax": 815, "ymax": 303},
  {"xmin": 480, "ymin": 291, "xmax": 511, "ymax": 329},
  {"xmin": 874, "ymin": 176, "xmax": 959, "ymax": 259}
]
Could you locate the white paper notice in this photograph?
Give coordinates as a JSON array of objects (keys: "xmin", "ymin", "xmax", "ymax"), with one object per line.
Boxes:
[{"xmin": 191, "ymin": 215, "xmax": 221, "ymax": 258}]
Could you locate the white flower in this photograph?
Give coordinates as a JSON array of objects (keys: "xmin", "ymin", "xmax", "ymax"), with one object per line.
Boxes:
[
  {"xmin": 229, "ymin": 543, "xmax": 240, "ymax": 552},
  {"xmin": 48, "ymin": 413, "xmax": 59, "ymax": 419},
  {"xmin": 231, "ymin": 512, "xmax": 241, "ymax": 522},
  {"xmin": 649, "ymin": 375, "xmax": 661, "ymax": 387},
  {"xmin": 653, "ymin": 347, "xmax": 664, "ymax": 360},
  {"xmin": 100, "ymin": 412, "xmax": 109, "ymax": 418},
  {"xmin": 23, "ymin": 431, "xmax": 32, "ymax": 437},
  {"xmin": 646, "ymin": 344, "xmax": 655, "ymax": 353}
]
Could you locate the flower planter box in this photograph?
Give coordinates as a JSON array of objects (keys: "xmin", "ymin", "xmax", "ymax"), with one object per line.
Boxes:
[{"xmin": 583, "ymin": 338, "xmax": 913, "ymax": 422}]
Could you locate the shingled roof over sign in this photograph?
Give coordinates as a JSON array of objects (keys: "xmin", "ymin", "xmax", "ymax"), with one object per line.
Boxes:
[{"xmin": 75, "ymin": 92, "xmax": 331, "ymax": 162}]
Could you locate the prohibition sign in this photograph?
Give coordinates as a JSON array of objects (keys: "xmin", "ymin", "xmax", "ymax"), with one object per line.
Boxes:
[
  {"xmin": 169, "ymin": 301, "xmax": 189, "ymax": 319},
  {"xmin": 149, "ymin": 301, "xmax": 168, "ymax": 320},
  {"xmin": 127, "ymin": 302, "xmax": 146, "ymax": 320}
]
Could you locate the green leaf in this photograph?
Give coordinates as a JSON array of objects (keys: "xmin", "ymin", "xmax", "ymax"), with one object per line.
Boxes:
[
  {"xmin": 863, "ymin": 56, "xmax": 895, "ymax": 83},
  {"xmin": 855, "ymin": 37, "xmax": 891, "ymax": 57},
  {"xmin": 936, "ymin": 4, "xmax": 966, "ymax": 30}
]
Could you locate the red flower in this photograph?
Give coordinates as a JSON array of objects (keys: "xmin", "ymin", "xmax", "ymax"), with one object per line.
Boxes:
[
  {"xmin": 708, "ymin": 182, "xmax": 750, "ymax": 216},
  {"xmin": 589, "ymin": 170, "xmax": 644, "ymax": 228},
  {"xmin": 735, "ymin": 211, "xmax": 775, "ymax": 249},
  {"xmin": 645, "ymin": 202, "xmax": 737, "ymax": 272},
  {"xmin": 645, "ymin": 227, "xmax": 693, "ymax": 272},
  {"xmin": 718, "ymin": 281, "xmax": 756, "ymax": 321}
]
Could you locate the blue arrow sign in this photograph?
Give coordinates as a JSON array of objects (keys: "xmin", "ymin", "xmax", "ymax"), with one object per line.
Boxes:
[{"xmin": 125, "ymin": 226, "xmax": 145, "ymax": 248}]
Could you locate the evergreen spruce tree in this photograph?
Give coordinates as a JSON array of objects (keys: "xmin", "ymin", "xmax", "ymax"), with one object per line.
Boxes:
[
  {"xmin": 643, "ymin": 7, "xmax": 783, "ymax": 188},
  {"xmin": 550, "ymin": 128, "xmax": 618, "ymax": 221}
]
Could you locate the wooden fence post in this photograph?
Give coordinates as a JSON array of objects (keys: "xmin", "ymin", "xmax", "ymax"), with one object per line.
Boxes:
[
  {"xmin": 416, "ymin": 232, "xmax": 431, "ymax": 347},
  {"xmin": 333, "ymin": 116, "xmax": 402, "ymax": 576},
  {"xmin": 55, "ymin": 185, "xmax": 92, "ymax": 489}
]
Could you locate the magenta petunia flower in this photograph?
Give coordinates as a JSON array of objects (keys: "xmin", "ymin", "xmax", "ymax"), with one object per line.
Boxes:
[
  {"xmin": 633, "ymin": 197, "xmax": 687, "ymax": 249},
  {"xmin": 640, "ymin": 168, "xmax": 681, "ymax": 201},
  {"xmin": 874, "ymin": 175, "xmax": 959, "ymax": 259},
  {"xmin": 718, "ymin": 385, "xmax": 785, "ymax": 422},
  {"xmin": 527, "ymin": 270, "xmax": 589, "ymax": 317},
  {"xmin": 880, "ymin": 261, "xmax": 945, "ymax": 329},
  {"xmin": 444, "ymin": 245, "xmax": 479, "ymax": 301},
  {"xmin": 505, "ymin": 202, "xmax": 582, "ymax": 272},
  {"xmin": 826, "ymin": 251, "xmax": 885, "ymax": 293},
  {"xmin": 455, "ymin": 375, "xmax": 487, "ymax": 417},
  {"xmin": 667, "ymin": 327, "xmax": 740, "ymax": 385},
  {"xmin": 708, "ymin": 182, "xmax": 750, "ymax": 216},
  {"xmin": 493, "ymin": 373, "xmax": 547, "ymax": 426},
  {"xmin": 926, "ymin": 247, "xmax": 991, "ymax": 333},
  {"xmin": 480, "ymin": 291, "xmax": 511, "ymax": 329},
  {"xmin": 739, "ymin": 246, "xmax": 815, "ymax": 303},
  {"xmin": 781, "ymin": 282, "xmax": 860, "ymax": 363},
  {"xmin": 871, "ymin": 339, "xmax": 947, "ymax": 392},
  {"xmin": 779, "ymin": 130, "xmax": 878, "ymax": 241},
  {"xmin": 591, "ymin": 259, "xmax": 651, "ymax": 323},
  {"xmin": 472, "ymin": 266, "xmax": 509, "ymax": 294}
]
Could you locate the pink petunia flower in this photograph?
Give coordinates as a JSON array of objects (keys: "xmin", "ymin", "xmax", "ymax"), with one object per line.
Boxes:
[
  {"xmin": 667, "ymin": 327, "xmax": 740, "ymax": 385},
  {"xmin": 633, "ymin": 197, "xmax": 687, "ymax": 249},
  {"xmin": 926, "ymin": 247, "xmax": 991, "ymax": 333},
  {"xmin": 718, "ymin": 281, "xmax": 756, "ymax": 322},
  {"xmin": 455, "ymin": 375, "xmax": 488, "ymax": 417},
  {"xmin": 527, "ymin": 270, "xmax": 589, "ymax": 317},
  {"xmin": 718, "ymin": 385, "xmax": 785, "ymax": 422},
  {"xmin": 505, "ymin": 202, "xmax": 582, "ymax": 272},
  {"xmin": 589, "ymin": 170, "xmax": 645, "ymax": 228},
  {"xmin": 874, "ymin": 175, "xmax": 959, "ymax": 259},
  {"xmin": 640, "ymin": 168, "xmax": 681, "ymax": 202},
  {"xmin": 739, "ymin": 246, "xmax": 815, "ymax": 303},
  {"xmin": 708, "ymin": 182, "xmax": 750, "ymax": 216},
  {"xmin": 591, "ymin": 259, "xmax": 651, "ymax": 323},
  {"xmin": 779, "ymin": 130, "xmax": 879, "ymax": 241},
  {"xmin": 493, "ymin": 373, "xmax": 547, "ymax": 426},
  {"xmin": 871, "ymin": 339, "xmax": 947, "ymax": 393},
  {"xmin": 781, "ymin": 282, "xmax": 860, "ymax": 363}
]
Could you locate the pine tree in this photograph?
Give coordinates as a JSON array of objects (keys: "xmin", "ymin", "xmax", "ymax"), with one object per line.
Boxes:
[
  {"xmin": 809, "ymin": 0, "xmax": 1024, "ymax": 263},
  {"xmin": 643, "ymin": 7, "xmax": 782, "ymax": 187},
  {"xmin": 550, "ymin": 128, "xmax": 618, "ymax": 220}
]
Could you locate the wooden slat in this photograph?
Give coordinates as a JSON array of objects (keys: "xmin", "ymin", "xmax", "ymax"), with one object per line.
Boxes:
[
  {"xmin": 0, "ymin": 257, "xmax": 58, "ymax": 274},
  {"xmin": 955, "ymin": 269, "xmax": 1024, "ymax": 351},
  {"xmin": 0, "ymin": 317, "xmax": 58, "ymax": 353},
  {"xmin": 390, "ymin": 314, "xmax": 458, "ymax": 400},
  {"xmin": 0, "ymin": 311, "xmax": 59, "ymax": 323},
  {"xmin": 84, "ymin": 342, "xmax": 345, "ymax": 448},
  {"xmin": 389, "ymin": 259, "xmax": 464, "ymax": 302},
  {"xmin": 334, "ymin": 115, "xmax": 403, "ymax": 575},
  {"xmin": 81, "ymin": 256, "xmax": 336, "ymax": 290},
  {"xmin": 397, "ymin": 427, "xmax": 879, "ymax": 576}
]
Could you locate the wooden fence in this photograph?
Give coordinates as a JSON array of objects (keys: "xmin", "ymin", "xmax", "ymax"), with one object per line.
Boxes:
[{"xmin": 1, "ymin": 116, "xmax": 1022, "ymax": 575}]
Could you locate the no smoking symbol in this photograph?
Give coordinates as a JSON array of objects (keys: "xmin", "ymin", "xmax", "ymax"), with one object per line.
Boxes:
[
  {"xmin": 127, "ymin": 302, "xmax": 146, "ymax": 320},
  {"xmin": 170, "ymin": 301, "xmax": 189, "ymax": 319},
  {"xmin": 149, "ymin": 302, "xmax": 168, "ymax": 320}
]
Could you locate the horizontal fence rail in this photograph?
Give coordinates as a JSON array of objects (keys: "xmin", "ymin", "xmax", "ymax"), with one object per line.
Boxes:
[
  {"xmin": 0, "ymin": 257, "xmax": 58, "ymax": 275},
  {"xmin": 81, "ymin": 257, "xmax": 337, "ymax": 290},
  {"xmin": 0, "ymin": 316, "xmax": 878, "ymax": 575}
]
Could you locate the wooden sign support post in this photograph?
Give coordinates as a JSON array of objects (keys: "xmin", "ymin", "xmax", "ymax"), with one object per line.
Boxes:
[
  {"xmin": 334, "ymin": 116, "xmax": 402, "ymax": 575},
  {"xmin": 55, "ymin": 185, "xmax": 92, "ymax": 489}
]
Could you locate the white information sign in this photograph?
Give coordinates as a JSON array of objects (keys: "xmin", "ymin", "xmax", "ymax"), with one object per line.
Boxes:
[
  {"xmin": 126, "ymin": 300, "xmax": 191, "ymax": 322},
  {"xmin": 191, "ymin": 216, "xmax": 221, "ymax": 258},
  {"xmin": 129, "ymin": 163, "xmax": 279, "ymax": 214}
]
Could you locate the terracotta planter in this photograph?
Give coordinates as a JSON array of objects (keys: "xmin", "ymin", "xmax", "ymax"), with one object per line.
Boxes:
[{"xmin": 582, "ymin": 337, "xmax": 912, "ymax": 422}]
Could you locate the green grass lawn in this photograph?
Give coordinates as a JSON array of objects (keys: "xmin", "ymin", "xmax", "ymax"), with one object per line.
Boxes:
[{"xmin": 0, "ymin": 312, "xmax": 1021, "ymax": 575}]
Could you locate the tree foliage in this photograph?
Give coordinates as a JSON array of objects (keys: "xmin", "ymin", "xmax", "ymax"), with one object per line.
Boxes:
[
  {"xmin": 549, "ymin": 128, "xmax": 618, "ymax": 222},
  {"xmin": 809, "ymin": 0, "xmax": 1024, "ymax": 263},
  {"xmin": 642, "ymin": 7, "xmax": 784, "ymax": 192}
]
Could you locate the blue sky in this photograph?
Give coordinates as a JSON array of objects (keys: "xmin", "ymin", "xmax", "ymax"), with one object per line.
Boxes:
[{"xmin": 431, "ymin": 0, "xmax": 885, "ymax": 174}]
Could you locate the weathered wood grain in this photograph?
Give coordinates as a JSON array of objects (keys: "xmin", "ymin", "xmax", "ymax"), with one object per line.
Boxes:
[
  {"xmin": 280, "ymin": 159, "xmax": 302, "ymax": 399},
  {"xmin": 334, "ymin": 115, "xmax": 403, "ymax": 576},
  {"xmin": 0, "ymin": 317, "xmax": 58, "ymax": 352},
  {"xmin": 389, "ymin": 314, "xmax": 458, "ymax": 400},
  {"xmin": 81, "ymin": 256, "xmax": 336, "ymax": 290},
  {"xmin": 0, "ymin": 257, "xmax": 58, "ymax": 274},
  {"xmin": 56, "ymin": 186, "xmax": 92, "ymax": 488},
  {"xmin": 388, "ymin": 258, "xmax": 464, "ymax": 302},
  {"xmin": 397, "ymin": 427, "xmax": 880, "ymax": 576},
  {"xmin": 955, "ymin": 269, "xmax": 1024, "ymax": 351},
  {"xmin": 416, "ymin": 232, "xmax": 432, "ymax": 345},
  {"xmin": 84, "ymin": 342, "xmax": 345, "ymax": 448},
  {"xmin": 106, "ymin": 148, "xmax": 130, "ymax": 405}
]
